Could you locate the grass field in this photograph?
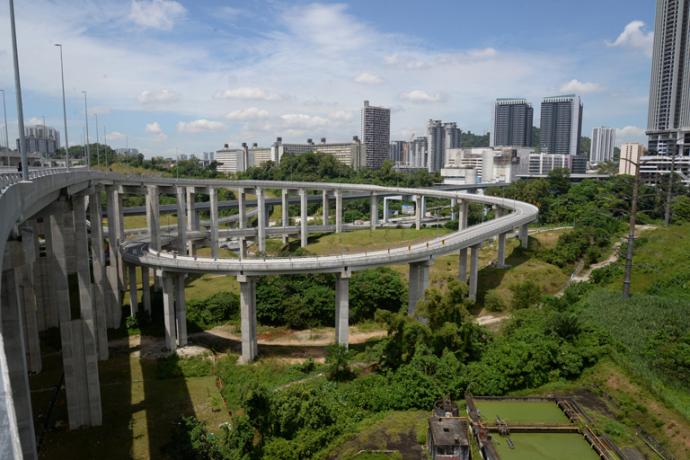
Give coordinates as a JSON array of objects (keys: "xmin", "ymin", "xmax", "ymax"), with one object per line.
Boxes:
[
  {"xmin": 492, "ymin": 433, "xmax": 599, "ymax": 460},
  {"xmin": 473, "ymin": 399, "xmax": 570, "ymax": 425}
]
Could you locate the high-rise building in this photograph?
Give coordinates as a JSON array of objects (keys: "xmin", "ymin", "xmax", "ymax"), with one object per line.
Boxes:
[
  {"xmin": 590, "ymin": 127, "xmax": 616, "ymax": 164},
  {"xmin": 410, "ymin": 137, "xmax": 428, "ymax": 168},
  {"xmin": 619, "ymin": 143, "xmax": 646, "ymax": 176},
  {"xmin": 426, "ymin": 119, "xmax": 461, "ymax": 172},
  {"xmin": 16, "ymin": 124, "xmax": 60, "ymax": 157},
  {"xmin": 361, "ymin": 100, "xmax": 390, "ymax": 169},
  {"xmin": 644, "ymin": 0, "xmax": 690, "ymax": 184},
  {"xmin": 540, "ymin": 94, "xmax": 583, "ymax": 156},
  {"xmin": 491, "ymin": 98, "xmax": 533, "ymax": 147}
]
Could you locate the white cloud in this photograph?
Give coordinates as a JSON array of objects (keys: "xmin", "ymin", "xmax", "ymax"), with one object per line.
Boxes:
[
  {"xmin": 145, "ymin": 121, "xmax": 167, "ymax": 141},
  {"xmin": 129, "ymin": 0, "xmax": 186, "ymax": 31},
  {"xmin": 214, "ymin": 87, "xmax": 279, "ymax": 101},
  {"xmin": 176, "ymin": 119, "xmax": 225, "ymax": 133},
  {"xmin": 138, "ymin": 89, "xmax": 179, "ymax": 104},
  {"xmin": 280, "ymin": 114, "xmax": 329, "ymax": 129},
  {"xmin": 607, "ymin": 20, "xmax": 654, "ymax": 57},
  {"xmin": 107, "ymin": 131, "xmax": 126, "ymax": 141},
  {"xmin": 226, "ymin": 107, "xmax": 270, "ymax": 120},
  {"xmin": 400, "ymin": 90, "xmax": 442, "ymax": 103},
  {"xmin": 560, "ymin": 79, "xmax": 603, "ymax": 94},
  {"xmin": 354, "ymin": 72, "xmax": 383, "ymax": 85},
  {"xmin": 616, "ymin": 125, "xmax": 645, "ymax": 140},
  {"xmin": 329, "ymin": 110, "xmax": 353, "ymax": 121},
  {"xmin": 28, "ymin": 117, "xmax": 44, "ymax": 126},
  {"xmin": 468, "ymin": 48, "xmax": 497, "ymax": 58}
]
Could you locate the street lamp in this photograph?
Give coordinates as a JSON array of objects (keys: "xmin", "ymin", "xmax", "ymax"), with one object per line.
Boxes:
[
  {"xmin": 54, "ymin": 43, "xmax": 70, "ymax": 169},
  {"xmin": 0, "ymin": 89, "xmax": 8, "ymax": 150},
  {"xmin": 82, "ymin": 90, "xmax": 90, "ymax": 168},
  {"xmin": 9, "ymin": 0, "xmax": 28, "ymax": 179}
]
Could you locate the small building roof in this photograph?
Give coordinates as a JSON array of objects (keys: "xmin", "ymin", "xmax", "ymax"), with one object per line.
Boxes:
[{"xmin": 429, "ymin": 417, "xmax": 469, "ymax": 447}]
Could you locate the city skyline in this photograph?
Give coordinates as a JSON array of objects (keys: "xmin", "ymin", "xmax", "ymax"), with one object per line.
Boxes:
[{"xmin": 0, "ymin": 0, "xmax": 654, "ymax": 157}]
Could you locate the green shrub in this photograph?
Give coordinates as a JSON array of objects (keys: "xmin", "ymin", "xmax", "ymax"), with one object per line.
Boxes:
[
  {"xmin": 509, "ymin": 280, "xmax": 542, "ymax": 310},
  {"xmin": 483, "ymin": 290, "xmax": 505, "ymax": 312}
]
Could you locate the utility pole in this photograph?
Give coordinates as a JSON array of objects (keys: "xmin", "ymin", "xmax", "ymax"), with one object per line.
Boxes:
[
  {"xmin": 55, "ymin": 43, "xmax": 70, "ymax": 169},
  {"xmin": 623, "ymin": 158, "xmax": 642, "ymax": 298},
  {"xmin": 82, "ymin": 91, "xmax": 90, "ymax": 168},
  {"xmin": 9, "ymin": 0, "xmax": 28, "ymax": 179}
]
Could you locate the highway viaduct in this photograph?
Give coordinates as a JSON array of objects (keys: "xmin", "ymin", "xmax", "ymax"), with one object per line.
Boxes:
[{"xmin": 0, "ymin": 170, "xmax": 537, "ymax": 459}]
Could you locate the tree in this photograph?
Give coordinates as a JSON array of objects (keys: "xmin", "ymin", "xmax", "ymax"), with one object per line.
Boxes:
[
  {"xmin": 350, "ymin": 268, "xmax": 406, "ymax": 322},
  {"xmin": 672, "ymin": 195, "xmax": 690, "ymax": 222},
  {"xmin": 325, "ymin": 345, "xmax": 355, "ymax": 381},
  {"xmin": 510, "ymin": 280, "xmax": 542, "ymax": 309}
]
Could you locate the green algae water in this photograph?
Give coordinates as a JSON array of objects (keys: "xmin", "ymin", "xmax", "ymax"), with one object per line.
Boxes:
[{"xmin": 491, "ymin": 433, "xmax": 600, "ymax": 460}]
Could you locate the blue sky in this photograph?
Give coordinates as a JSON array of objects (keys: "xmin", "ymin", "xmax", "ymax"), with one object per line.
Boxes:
[{"xmin": 0, "ymin": 0, "xmax": 655, "ymax": 157}]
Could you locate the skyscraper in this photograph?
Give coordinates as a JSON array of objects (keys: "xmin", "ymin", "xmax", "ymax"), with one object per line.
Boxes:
[
  {"xmin": 361, "ymin": 100, "xmax": 390, "ymax": 169},
  {"xmin": 644, "ymin": 0, "xmax": 690, "ymax": 185},
  {"xmin": 540, "ymin": 94, "xmax": 583, "ymax": 156},
  {"xmin": 491, "ymin": 98, "xmax": 533, "ymax": 147},
  {"xmin": 427, "ymin": 119, "xmax": 461, "ymax": 172},
  {"xmin": 590, "ymin": 127, "xmax": 616, "ymax": 164}
]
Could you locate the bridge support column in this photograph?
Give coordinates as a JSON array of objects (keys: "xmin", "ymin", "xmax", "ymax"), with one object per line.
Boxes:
[
  {"xmin": 238, "ymin": 275, "xmax": 257, "ymax": 363},
  {"xmin": 238, "ymin": 189, "xmax": 247, "ymax": 258},
  {"xmin": 415, "ymin": 195, "xmax": 422, "ymax": 230},
  {"xmin": 176, "ymin": 187, "xmax": 187, "ymax": 254},
  {"xmin": 162, "ymin": 272, "xmax": 177, "ymax": 352},
  {"xmin": 335, "ymin": 271, "xmax": 350, "ymax": 348},
  {"xmin": 18, "ymin": 227, "xmax": 41, "ymax": 373},
  {"xmin": 74, "ymin": 195, "xmax": 95, "ymax": 320},
  {"xmin": 322, "ymin": 190, "xmax": 329, "ymax": 225},
  {"xmin": 88, "ymin": 190, "xmax": 109, "ymax": 360},
  {"xmin": 49, "ymin": 202, "xmax": 73, "ymax": 324},
  {"xmin": 146, "ymin": 185, "xmax": 160, "ymax": 252},
  {"xmin": 519, "ymin": 224, "xmax": 529, "ymax": 249},
  {"xmin": 106, "ymin": 187, "xmax": 122, "ymax": 327},
  {"xmin": 176, "ymin": 273, "xmax": 187, "ymax": 347},
  {"xmin": 281, "ymin": 188, "xmax": 289, "ymax": 244},
  {"xmin": 370, "ymin": 194, "xmax": 378, "ymax": 229},
  {"xmin": 209, "ymin": 188, "xmax": 219, "ymax": 259},
  {"xmin": 335, "ymin": 189, "xmax": 343, "ymax": 233},
  {"xmin": 421, "ymin": 196, "xmax": 426, "ymax": 219},
  {"xmin": 408, "ymin": 259, "xmax": 430, "ymax": 315},
  {"xmin": 458, "ymin": 247, "xmax": 468, "ymax": 282},
  {"xmin": 383, "ymin": 197, "xmax": 389, "ymax": 224},
  {"xmin": 1, "ymin": 259, "xmax": 37, "ymax": 459},
  {"xmin": 128, "ymin": 264, "xmax": 138, "ymax": 317},
  {"xmin": 299, "ymin": 188, "xmax": 308, "ymax": 248},
  {"xmin": 496, "ymin": 232, "xmax": 508, "ymax": 268},
  {"xmin": 468, "ymin": 244, "xmax": 480, "ymax": 302},
  {"xmin": 451, "ymin": 197, "xmax": 458, "ymax": 221},
  {"xmin": 256, "ymin": 187, "xmax": 266, "ymax": 254},
  {"xmin": 141, "ymin": 267, "xmax": 151, "ymax": 316},
  {"xmin": 459, "ymin": 201, "xmax": 469, "ymax": 230},
  {"xmin": 186, "ymin": 187, "xmax": 198, "ymax": 256}
]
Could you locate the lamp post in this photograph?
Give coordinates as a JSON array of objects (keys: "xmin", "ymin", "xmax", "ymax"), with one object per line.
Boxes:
[
  {"xmin": 9, "ymin": 0, "xmax": 28, "ymax": 179},
  {"xmin": 54, "ymin": 43, "xmax": 70, "ymax": 169},
  {"xmin": 0, "ymin": 89, "xmax": 8, "ymax": 150},
  {"xmin": 94, "ymin": 113, "xmax": 100, "ymax": 166},
  {"xmin": 82, "ymin": 91, "xmax": 90, "ymax": 168}
]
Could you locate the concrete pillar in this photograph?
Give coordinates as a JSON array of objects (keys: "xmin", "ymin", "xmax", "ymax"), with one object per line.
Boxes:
[
  {"xmin": 1, "ymin": 266, "xmax": 37, "ymax": 459},
  {"xmin": 238, "ymin": 275, "xmax": 257, "ymax": 363},
  {"xmin": 468, "ymin": 244, "xmax": 480, "ymax": 302},
  {"xmin": 335, "ymin": 189, "xmax": 343, "ymax": 233},
  {"xmin": 186, "ymin": 187, "xmax": 198, "ymax": 256},
  {"xmin": 459, "ymin": 247, "xmax": 468, "ymax": 282},
  {"xmin": 370, "ymin": 194, "xmax": 378, "ymax": 229},
  {"xmin": 421, "ymin": 196, "xmax": 427, "ymax": 218},
  {"xmin": 162, "ymin": 272, "xmax": 177, "ymax": 352},
  {"xmin": 49, "ymin": 202, "xmax": 73, "ymax": 324},
  {"xmin": 32, "ymin": 218, "xmax": 53, "ymax": 331},
  {"xmin": 105, "ymin": 187, "xmax": 122, "ymax": 328},
  {"xmin": 60, "ymin": 318, "xmax": 102, "ymax": 428},
  {"xmin": 256, "ymin": 187, "xmax": 266, "ymax": 254},
  {"xmin": 335, "ymin": 271, "xmax": 350, "ymax": 348},
  {"xmin": 415, "ymin": 195, "xmax": 422, "ymax": 230},
  {"xmin": 408, "ymin": 260, "xmax": 430, "ymax": 315},
  {"xmin": 176, "ymin": 187, "xmax": 187, "ymax": 254},
  {"xmin": 383, "ymin": 197, "xmax": 389, "ymax": 224},
  {"xmin": 519, "ymin": 224, "xmax": 529, "ymax": 249},
  {"xmin": 496, "ymin": 232, "xmax": 508, "ymax": 268},
  {"xmin": 19, "ymin": 227, "xmax": 41, "ymax": 373},
  {"xmin": 281, "ymin": 188, "xmax": 289, "ymax": 244},
  {"xmin": 175, "ymin": 273, "xmax": 187, "ymax": 347},
  {"xmin": 141, "ymin": 266, "xmax": 151, "ymax": 315},
  {"xmin": 299, "ymin": 188, "xmax": 308, "ymax": 248},
  {"xmin": 322, "ymin": 190, "xmax": 329, "ymax": 225},
  {"xmin": 88, "ymin": 191, "xmax": 109, "ymax": 360},
  {"xmin": 73, "ymin": 195, "xmax": 95, "ymax": 321},
  {"xmin": 209, "ymin": 188, "xmax": 219, "ymax": 259},
  {"xmin": 238, "ymin": 189, "xmax": 247, "ymax": 258},
  {"xmin": 451, "ymin": 197, "xmax": 458, "ymax": 221},
  {"xmin": 128, "ymin": 264, "xmax": 138, "ymax": 318},
  {"xmin": 146, "ymin": 185, "xmax": 160, "ymax": 252},
  {"xmin": 459, "ymin": 201, "xmax": 469, "ymax": 230}
]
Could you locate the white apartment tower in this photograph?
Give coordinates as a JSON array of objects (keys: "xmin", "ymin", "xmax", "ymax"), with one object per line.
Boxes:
[{"xmin": 590, "ymin": 127, "xmax": 616, "ymax": 164}]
